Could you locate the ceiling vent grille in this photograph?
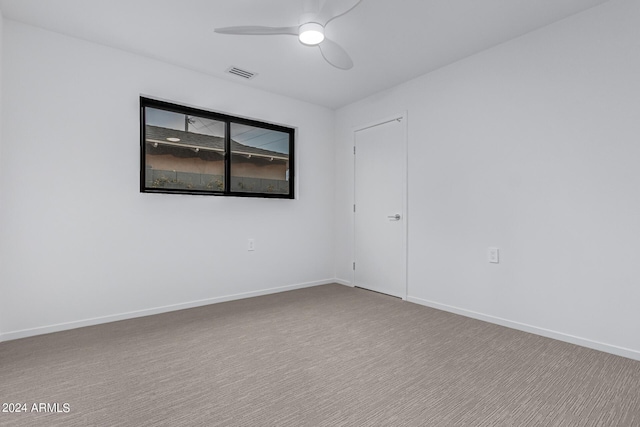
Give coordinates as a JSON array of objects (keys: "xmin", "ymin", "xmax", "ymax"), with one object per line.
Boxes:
[{"xmin": 226, "ymin": 66, "xmax": 257, "ymax": 80}]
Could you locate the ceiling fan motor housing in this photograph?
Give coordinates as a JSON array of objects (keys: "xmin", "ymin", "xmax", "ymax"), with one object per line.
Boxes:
[{"xmin": 298, "ymin": 22, "xmax": 325, "ymax": 45}]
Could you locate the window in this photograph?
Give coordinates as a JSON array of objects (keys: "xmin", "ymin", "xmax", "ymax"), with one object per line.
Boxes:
[{"xmin": 140, "ymin": 97, "xmax": 295, "ymax": 198}]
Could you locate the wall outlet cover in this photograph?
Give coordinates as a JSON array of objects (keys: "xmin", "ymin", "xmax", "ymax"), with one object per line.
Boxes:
[{"xmin": 488, "ymin": 247, "xmax": 499, "ymax": 263}]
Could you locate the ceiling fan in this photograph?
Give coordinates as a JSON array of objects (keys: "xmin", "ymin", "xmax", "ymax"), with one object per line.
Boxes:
[{"xmin": 214, "ymin": 0, "xmax": 362, "ymax": 70}]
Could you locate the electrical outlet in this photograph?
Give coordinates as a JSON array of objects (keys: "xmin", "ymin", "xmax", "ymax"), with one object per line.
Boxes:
[
  {"xmin": 488, "ymin": 247, "xmax": 499, "ymax": 263},
  {"xmin": 248, "ymin": 239, "xmax": 255, "ymax": 251}
]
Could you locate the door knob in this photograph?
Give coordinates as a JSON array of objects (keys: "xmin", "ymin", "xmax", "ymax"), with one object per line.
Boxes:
[{"xmin": 388, "ymin": 214, "xmax": 401, "ymax": 221}]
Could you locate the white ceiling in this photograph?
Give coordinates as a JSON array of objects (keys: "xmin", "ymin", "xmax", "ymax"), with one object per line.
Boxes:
[{"xmin": 0, "ymin": 0, "xmax": 610, "ymax": 109}]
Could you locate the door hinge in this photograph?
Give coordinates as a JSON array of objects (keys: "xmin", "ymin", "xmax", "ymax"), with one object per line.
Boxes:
[
  {"xmin": 353, "ymin": 204, "xmax": 356, "ymax": 212},
  {"xmin": 353, "ymin": 262, "xmax": 356, "ymax": 270},
  {"xmin": 353, "ymin": 146, "xmax": 356, "ymax": 155}
]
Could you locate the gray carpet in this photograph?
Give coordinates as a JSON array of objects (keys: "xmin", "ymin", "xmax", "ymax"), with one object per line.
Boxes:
[{"xmin": 1, "ymin": 284, "xmax": 639, "ymax": 426}]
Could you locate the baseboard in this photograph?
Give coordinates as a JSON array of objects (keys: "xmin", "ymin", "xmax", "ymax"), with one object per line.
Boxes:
[
  {"xmin": 0, "ymin": 279, "xmax": 335, "ymax": 343},
  {"xmin": 407, "ymin": 296, "xmax": 640, "ymax": 362},
  {"xmin": 334, "ymin": 278, "xmax": 353, "ymax": 287}
]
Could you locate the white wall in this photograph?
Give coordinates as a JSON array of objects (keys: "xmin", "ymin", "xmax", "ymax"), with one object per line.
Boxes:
[
  {"xmin": 335, "ymin": 0, "xmax": 640, "ymax": 360},
  {"xmin": 0, "ymin": 20, "xmax": 336, "ymax": 339}
]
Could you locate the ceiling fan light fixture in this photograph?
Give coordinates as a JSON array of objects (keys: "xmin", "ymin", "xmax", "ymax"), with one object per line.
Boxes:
[{"xmin": 298, "ymin": 22, "xmax": 325, "ymax": 45}]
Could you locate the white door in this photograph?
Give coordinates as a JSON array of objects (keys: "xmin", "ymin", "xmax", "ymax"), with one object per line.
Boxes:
[{"xmin": 354, "ymin": 116, "xmax": 407, "ymax": 299}]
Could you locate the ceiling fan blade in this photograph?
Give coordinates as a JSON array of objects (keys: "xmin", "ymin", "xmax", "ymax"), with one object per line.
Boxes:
[
  {"xmin": 315, "ymin": 0, "xmax": 362, "ymax": 26},
  {"xmin": 214, "ymin": 26, "xmax": 298, "ymax": 36},
  {"xmin": 318, "ymin": 38, "xmax": 353, "ymax": 70}
]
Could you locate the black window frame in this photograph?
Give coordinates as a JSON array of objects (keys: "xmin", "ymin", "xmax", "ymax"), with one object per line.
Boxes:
[{"xmin": 140, "ymin": 97, "xmax": 295, "ymax": 199}]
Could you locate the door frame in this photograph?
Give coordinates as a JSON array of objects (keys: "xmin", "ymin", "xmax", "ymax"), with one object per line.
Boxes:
[{"xmin": 352, "ymin": 111, "xmax": 408, "ymax": 300}]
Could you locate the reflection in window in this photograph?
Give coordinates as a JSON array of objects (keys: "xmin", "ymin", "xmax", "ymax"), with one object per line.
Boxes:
[
  {"xmin": 144, "ymin": 108, "xmax": 226, "ymax": 191},
  {"xmin": 230, "ymin": 123, "xmax": 290, "ymax": 194}
]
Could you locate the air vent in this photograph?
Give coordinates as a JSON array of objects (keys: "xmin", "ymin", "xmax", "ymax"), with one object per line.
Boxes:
[{"xmin": 226, "ymin": 66, "xmax": 257, "ymax": 80}]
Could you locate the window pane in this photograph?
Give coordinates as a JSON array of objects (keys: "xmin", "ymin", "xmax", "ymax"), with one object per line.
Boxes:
[
  {"xmin": 144, "ymin": 107, "xmax": 226, "ymax": 192},
  {"xmin": 230, "ymin": 123, "xmax": 291, "ymax": 195}
]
